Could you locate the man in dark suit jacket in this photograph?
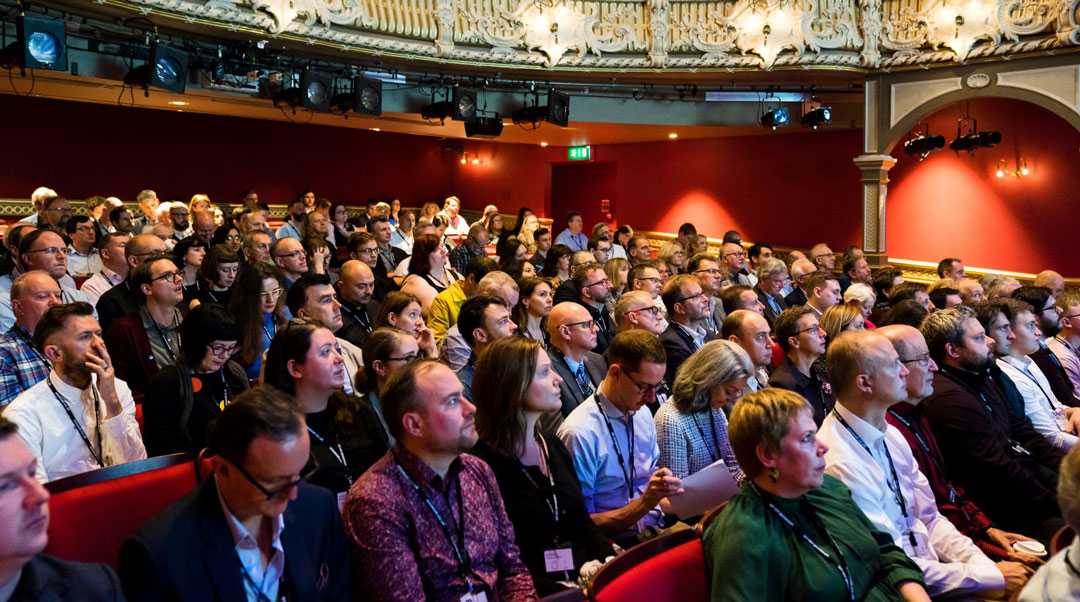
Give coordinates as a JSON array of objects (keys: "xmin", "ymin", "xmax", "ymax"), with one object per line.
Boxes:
[
  {"xmin": 335, "ymin": 260, "xmax": 379, "ymax": 349},
  {"xmin": 659, "ymin": 275, "xmax": 712, "ymax": 385},
  {"xmin": 96, "ymin": 233, "xmax": 167, "ymax": 333},
  {"xmin": 754, "ymin": 257, "xmax": 790, "ymax": 329},
  {"xmin": 543, "ymin": 303, "xmax": 608, "ymax": 430},
  {"xmin": 118, "ymin": 387, "xmax": 351, "ymax": 602},
  {"xmin": 0, "ymin": 416, "xmax": 125, "ymax": 602}
]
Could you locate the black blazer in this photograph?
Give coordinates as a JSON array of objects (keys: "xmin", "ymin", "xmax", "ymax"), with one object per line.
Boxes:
[
  {"xmin": 783, "ymin": 287, "xmax": 807, "ymax": 308},
  {"xmin": 118, "ymin": 478, "xmax": 351, "ymax": 602},
  {"xmin": 10, "ymin": 555, "xmax": 124, "ymax": 602},
  {"xmin": 96, "ymin": 281, "xmax": 140, "ymax": 334},
  {"xmin": 660, "ymin": 322, "xmax": 699, "ymax": 386},
  {"xmin": 336, "ymin": 298, "xmax": 378, "ymax": 350},
  {"xmin": 548, "ymin": 348, "xmax": 607, "ymax": 419},
  {"xmin": 756, "ymin": 287, "xmax": 788, "ymax": 328}
]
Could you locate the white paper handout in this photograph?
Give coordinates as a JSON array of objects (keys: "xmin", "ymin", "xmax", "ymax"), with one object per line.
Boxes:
[{"xmin": 663, "ymin": 459, "xmax": 740, "ymax": 519}]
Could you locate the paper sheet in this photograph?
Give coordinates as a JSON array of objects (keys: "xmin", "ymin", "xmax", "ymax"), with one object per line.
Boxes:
[{"xmin": 663, "ymin": 459, "xmax": 740, "ymax": 519}]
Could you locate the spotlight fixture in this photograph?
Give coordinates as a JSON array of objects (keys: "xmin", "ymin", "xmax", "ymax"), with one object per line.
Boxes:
[
  {"xmin": 273, "ymin": 70, "xmax": 332, "ymax": 112},
  {"xmin": 354, "ymin": 76, "xmax": 382, "ymax": 116},
  {"xmin": 760, "ymin": 106, "xmax": 790, "ymax": 130},
  {"xmin": 903, "ymin": 129, "xmax": 946, "ymax": 160},
  {"xmin": 0, "ymin": 13, "xmax": 68, "ymax": 73},
  {"xmin": 452, "ymin": 88, "xmax": 478, "ymax": 121},
  {"xmin": 511, "ymin": 89, "xmax": 571, "ymax": 129},
  {"xmin": 123, "ymin": 40, "xmax": 189, "ymax": 94},
  {"xmin": 801, "ymin": 103, "xmax": 832, "ymax": 130},
  {"xmin": 421, "ymin": 88, "xmax": 454, "ymax": 124},
  {"xmin": 464, "ymin": 113, "xmax": 504, "ymax": 138},
  {"xmin": 949, "ymin": 130, "xmax": 1002, "ymax": 154}
]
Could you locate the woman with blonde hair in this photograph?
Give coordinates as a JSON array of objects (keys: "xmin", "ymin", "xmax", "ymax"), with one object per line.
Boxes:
[
  {"xmin": 820, "ymin": 302, "xmax": 866, "ymax": 346},
  {"xmin": 518, "ymin": 214, "xmax": 541, "ymax": 252},
  {"xmin": 704, "ymin": 388, "xmax": 929, "ymax": 601},
  {"xmin": 604, "ymin": 257, "xmax": 630, "ymax": 304},
  {"xmin": 655, "ymin": 340, "xmax": 753, "ymax": 480},
  {"xmin": 845, "ymin": 282, "xmax": 878, "ymax": 326},
  {"xmin": 658, "ymin": 240, "xmax": 687, "ymax": 275}
]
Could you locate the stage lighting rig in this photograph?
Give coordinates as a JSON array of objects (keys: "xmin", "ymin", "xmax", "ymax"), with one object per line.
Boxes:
[{"xmin": 0, "ymin": 11, "xmax": 68, "ymax": 74}]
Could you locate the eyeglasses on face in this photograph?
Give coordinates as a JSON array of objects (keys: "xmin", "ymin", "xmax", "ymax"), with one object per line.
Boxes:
[
  {"xmin": 900, "ymin": 354, "xmax": 932, "ymax": 368},
  {"xmin": 209, "ymin": 342, "xmax": 240, "ymax": 356},
  {"xmin": 229, "ymin": 456, "xmax": 320, "ymax": 501},
  {"xmin": 274, "ymin": 250, "xmax": 305, "ymax": 260},
  {"xmin": 584, "ymin": 278, "xmax": 611, "ymax": 289},
  {"xmin": 562, "ymin": 319, "xmax": 597, "ymax": 331},
  {"xmin": 260, "ymin": 288, "xmax": 284, "ymax": 300},
  {"xmin": 723, "ymin": 251, "xmax": 746, "ymax": 258},
  {"xmin": 619, "ymin": 368, "xmax": 660, "ymax": 396},
  {"xmin": 151, "ymin": 270, "xmax": 184, "ymax": 283},
  {"xmin": 693, "ymin": 268, "xmax": 722, "ymax": 276},
  {"xmin": 627, "ymin": 306, "xmax": 661, "ymax": 317},
  {"xmin": 795, "ymin": 324, "xmax": 824, "ymax": 336},
  {"xmin": 676, "ymin": 291, "xmax": 707, "ymax": 304},
  {"xmin": 384, "ymin": 352, "xmax": 420, "ymax": 363},
  {"xmin": 25, "ymin": 246, "xmax": 65, "ymax": 256}
]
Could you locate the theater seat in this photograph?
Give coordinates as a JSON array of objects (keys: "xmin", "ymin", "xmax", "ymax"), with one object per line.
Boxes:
[
  {"xmin": 44, "ymin": 453, "xmax": 198, "ymax": 568},
  {"xmin": 588, "ymin": 529, "xmax": 706, "ymax": 602}
]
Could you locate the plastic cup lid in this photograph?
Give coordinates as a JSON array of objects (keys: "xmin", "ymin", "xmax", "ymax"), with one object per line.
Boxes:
[{"xmin": 1013, "ymin": 540, "xmax": 1047, "ymax": 556}]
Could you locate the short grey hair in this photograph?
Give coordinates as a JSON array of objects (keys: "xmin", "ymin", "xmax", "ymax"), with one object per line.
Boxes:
[
  {"xmin": 920, "ymin": 306, "xmax": 975, "ymax": 364},
  {"xmin": 756, "ymin": 257, "xmax": 787, "ymax": 281},
  {"xmin": 476, "ymin": 271, "xmax": 518, "ymax": 299},
  {"xmin": 844, "ymin": 282, "xmax": 876, "ymax": 306},
  {"xmin": 31, "ymin": 186, "xmax": 58, "ymax": 207},
  {"xmin": 672, "ymin": 340, "xmax": 753, "ymax": 414},
  {"xmin": 614, "ymin": 290, "xmax": 656, "ymax": 327}
]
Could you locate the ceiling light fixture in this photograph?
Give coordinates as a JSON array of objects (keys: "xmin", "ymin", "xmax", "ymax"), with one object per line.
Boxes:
[
  {"xmin": 0, "ymin": 11, "xmax": 68, "ymax": 74},
  {"xmin": 949, "ymin": 116, "xmax": 1000, "ymax": 154},
  {"xmin": 124, "ymin": 38, "xmax": 189, "ymax": 95}
]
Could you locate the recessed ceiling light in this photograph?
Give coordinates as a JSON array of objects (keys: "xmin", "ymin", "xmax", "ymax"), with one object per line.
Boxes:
[
  {"xmin": 167, "ymin": 100, "xmax": 188, "ymax": 106},
  {"xmin": 668, "ymin": 132, "xmax": 678, "ymax": 139},
  {"xmin": 540, "ymin": 141, "xmax": 549, "ymax": 147}
]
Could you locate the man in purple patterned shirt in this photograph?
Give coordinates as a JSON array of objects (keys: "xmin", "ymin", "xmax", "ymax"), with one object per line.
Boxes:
[{"xmin": 344, "ymin": 359, "xmax": 537, "ymax": 602}]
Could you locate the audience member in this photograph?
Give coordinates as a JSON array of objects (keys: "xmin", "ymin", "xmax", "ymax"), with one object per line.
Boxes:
[
  {"xmin": 344, "ymin": 359, "xmax": 537, "ymax": 601},
  {"xmin": 94, "ymin": 233, "xmax": 167, "ymax": 332},
  {"xmin": 64, "ymin": 216, "xmax": 102, "ymax": 279},
  {"xmin": 1019, "ymin": 444, "xmax": 1080, "ymax": 600},
  {"xmin": 376, "ymin": 291, "xmax": 437, "ymax": 359},
  {"xmin": 722, "ymin": 309, "xmax": 774, "ymax": 391},
  {"xmin": 625, "ymin": 235, "xmax": 653, "ymax": 266},
  {"xmin": 119, "ymin": 386, "xmax": 351, "ymax": 601},
  {"xmin": 784, "ymin": 257, "xmax": 817, "ymax": 307},
  {"xmin": 0, "ymin": 271, "xmax": 61, "ymax": 407},
  {"xmin": 839, "ymin": 255, "xmax": 872, "ymax": 293},
  {"xmin": 230, "ymin": 262, "xmax": 286, "ymax": 381},
  {"xmin": 920, "ymin": 307, "xmax": 1063, "ymax": 542},
  {"xmin": 401, "ymin": 234, "xmax": 461, "ymax": 313},
  {"xmin": 754, "ymin": 257, "xmax": 789, "ymax": 328},
  {"xmin": 276, "ymin": 196, "xmax": 306, "ymax": 240},
  {"xmin": 554, "ymin": 211, "xmax": 588, "ymax": 252},
  {"xmin": 720, "ymin": 242, "xmax": 751, "ymax": 287},
  {"xmin": 687, "ymin": 253, "xmax": 726, "ymax": 337},
  {"xmin": 890, "ymin": 282, "xmax": 933, "ymax": 313},
  {"xmin": 0, "ymin": 415, "xmax": 127, "ymax": 601},
  {"xmin": 929, "ymin": 286, "xmax": 962, "ymax": 310},
  {"xmin": 985, "ymin": 275, "xmax": 1022, "ymax": 301},
  {"xmin": 1033, "ymin": 270, "xmax": 1066, "ymax": 299},
  {"xmin": 657, "ymin": 241, "xmax": 686, "ymax": 277},
  {"xmin": 572, "ymin": 261, "xmax": 615, "ymax": 355},
  {"xmin": 437, "ymin": 196, "xmax": 469, "ymax": 237},
  {"xmin": 270, "ymin": 237, "xmax": 309, "ymax": 288},
  {"xmin": 809, "ymin": 242, "xmax": 836, "ymax": 272},
  {"xmin": 527, "ymin": 226, "xmax": 551, "ymax": 271},
  {"xmin": 470, "ymin": 337, "xmax": 614, "ymax": 595},
  {"xmin": 820, "ymin": 331, "xmax": 1026, "ymax": 598},
  {"xmin": 557, "ymin": 331, "xmax": 682, "ymax": 546},
  {"xmin": 79, "ymin": 232, "xmax": 129, "ymax": 306},
  {"xmin": 882, "ymin": 299, "xmax": 930, "ymax": 328},
  {"xmin": 844, "ymin": 282, "xmax": 877, "ymax": 327},
  {"xmin": 938, "ymin": 257, "xmax": 965, "ymax": 281},
  {"xmin": 719, "ymin": 284, "xmax": 764, "ymax": 317},
  {"xmin": 544, "ymin": 302, "xmax": 607, "ymax": 424},
  {"xmin": 659, "ymin": 274, "xmax": 711, "ymax": 386},
  {"xmin": 356, "ymin": 328, "xmax": 419, "ymax": 447},
  {"xmin": 769, "ymin": 306, "xmax": 835, "ymax": 425},
  {"xmin": 957, "ymin": 278, "xmax": 986, "ymax": 305},
  {"xmin": 802, "ymin": 271, "xmax": 842, "ymax": 317},
  {"xmin": 334, "ymin": 260, "xmax": 377, "ymax": 348},
  {"xmin": 514, "ymin": 277, "xmax": 553, "ymax": 345},
  {"xmin": 437, "ymin": 271, "xmax": 519, "ymax": 371},
  {"xmin": 172, "ymin": 236, "xmax": 207, "ymax": 305},
  {"xmin": 820, "ymin": 302, "xmax": 866, "ymax": 345},
  {"xmin": 193, "ymin": 244, "xmax": 239, "ymax": 307},
  {"xmin": 429, "ymin": 256, "xmax": 497, "ymax": 344},
  {"xmin": 105, "ymin": 253, "xmax": 185, "ymax": 401},
  {"xmin": 6, "ymin": 303, "xmax": 145, "ymax": 482},
  {"xmin": 655, "ymin": 339, "xmax": 750, "ymax": 482},
  {"xmin": 705, "ymin": 388, "xmax": 928, "ymax": 601},
  {"xmin": 1048, "ymin": 289, "xmax": 1080, "ymax": 400},
  {"xmin": 242, "ymin": 230, "xmax": 272, "ymax": 265},
  {"xmin": 143, "ymin": 303, "xmax": 249, "ymax": 456},
  {"xmin": 613, "ymin": 290, "xmax": 665, "ymax": 336},
  {"xmin": 542, "ymin": 243, "xmax": 573, "ymax": 285},
  {"xmin": 1013, "ymin": 285, "xmax": 1080, "ymax": 406},
  {"xmin": 284, "ymin": 275, "xmax": 364, "ymax": 394},
  {"xmin": 0, "ymin": 229, "xmax": 93, "ymax": 332},
  {"xmin": 455, "ymin": 295, "xmax": 517, "ymax": 399}
]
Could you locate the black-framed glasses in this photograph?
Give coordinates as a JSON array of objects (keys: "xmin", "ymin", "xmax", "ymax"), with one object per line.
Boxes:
[
  {"xmin": 1063, "ymin": 313, "xmax": 1080, "ymax": 321},
  {"xmin": 620, "ymin": 369, "xmax": 661, "ymax": 396},
  {"xmin": 900, "ymin": 354, "xmax": 932, "ymax": 368},
  {"xmin": 562, "ymin": 319, "xmax": 597, "ymax": 331},
  {"xmin": 677, "ymin": 291, "xmax": 707, "ymax": 304},
  {"xmin": 723, "ymin": 251, "xmax": 746, "ymax": 258},
  {"xmin": 584, "ymin": 278, "xmax": 611, "ymax": 289},
  {"xmin": 357, "ymin": 247, "xmax": 379, "ymax": 256},
  {"xmin": 385, "ymin": 352, "xmax": 420, "ymax": 363},
  {"xmin": 627, "ymin": 306, "xmax": 661, "ymax": 317},
  {"xmin": 635, "ymin": 276, "xmax": 661, "ymax": 284},
  {"xmin": 693, "ymin": 268, "xmax": 722, "ymax": 276},
  {"xmin": 1033, "ymin": 305, "xmax": 1059, "ymax": 315},
  {"xmin": 230, "ymin": 455, "xmax": 319, "ymax": 501},
  {"xmin": 209, "ymin": 342, "xmax": 240, "ymax": 357},
  {"xmin": 151, "ymin": 270, "xmax": 183, "ymax": 283},
  {"xmin": 795, "ymin": 324, "xmax": 824, "ymax": 336}
]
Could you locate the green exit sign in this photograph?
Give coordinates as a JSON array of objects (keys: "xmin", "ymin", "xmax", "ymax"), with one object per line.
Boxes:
[{"xmin": 568, "ymin": 145, "xmax": 591, "ymax": 161}]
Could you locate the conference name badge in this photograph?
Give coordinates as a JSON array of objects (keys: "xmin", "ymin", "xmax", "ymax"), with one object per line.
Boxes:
[
  {"xmin": 460, "ymin": 592, "xmax": 488, "ymax": 602},
  {"xmin": 543, "ymin": 548, "xmax": 574, "ymax": 573}
]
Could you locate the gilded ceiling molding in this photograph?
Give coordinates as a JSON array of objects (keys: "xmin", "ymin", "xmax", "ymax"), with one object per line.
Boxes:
[{"xmin": 116, "ymin": 0, "xmax": 1080, "ymax": 72}]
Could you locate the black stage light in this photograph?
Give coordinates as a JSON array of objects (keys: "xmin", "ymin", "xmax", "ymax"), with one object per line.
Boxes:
[
  {"xmin": 801, "ymin": 105, "xmax": 831, "ymax": 129},
  {"xmin": 421, "ymin": 100, "xmax": 454, "ymax": 123},
  {"xmin": 354, "ymin": 77, "xmax": 382, "ymax": 116},
  {"xmin": 512, "ymin": 104, "xmax": 546, "ymax": 127},
  {"xmin": 329, "ymin": 90, "xmax": 354, "ymax": 115},
  {"xmin": 299, "ymin": 71, "xmax": 332, "ymax": 111},
  {"xmin": 904, "ymin": 133, "xmax": 946, "ymax": 159},
  {"xmin": 760, "ymin": 106, "xmax": 790, "ymax": 130},
  {"xmin": 465, "ymin": 114, "xmax": 503, "ymax": 138},
  {"xmin": 124, "ymin": 41, "xmax": 189, "ymax": 94},
  {"xmin": 546, "ymin": 89, "xmax": 570, "ymax": 127},
  {"xmin": 0, "ymin": 13, "xmax": 68, "ymax": 73},
  {"xmin": 949, "ymin": 130, "xmax": 1002, "ymax": 154},
  {"xmin": 452, "ymin": 88, "xmax": 478, "ymax": 121}
]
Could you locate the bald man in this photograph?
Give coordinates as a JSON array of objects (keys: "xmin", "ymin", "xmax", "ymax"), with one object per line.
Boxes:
[
  {"xmin": 614, "ymin": 290, "xmax": 666, "ymax": 336},
  {"xmin": 1034, "ymin": 271, "xmax": 1065, "ymax": 299},
  {"xmin": 335, "ymin": 260, "xmax": 377, "ymax": 348},
  {"xmin": 545, "ymin": 302, "xmax": 607, "ymax": 428},
  {"xmin": 722, "ymin": 309, "xmax": 774, "ymax": 391},
  {"xmin": 784, "ymin": 258, "xmax": 817, "ymax": 307},
  {"xmin": 957, "ymin": 278, "xmax": 985, "ymax": 306},
  {"xmin": 810, "ymin": 243, "xmax": 836, "ymax": 272},
  {"xmin": 0, "ymin": 271, "xmax": 62, "ymax": 406}
]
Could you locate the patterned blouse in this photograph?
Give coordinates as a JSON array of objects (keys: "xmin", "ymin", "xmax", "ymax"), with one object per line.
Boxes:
[{"xmin": 654, "ymin": 400, "xmax": 744, "ymax": 482}]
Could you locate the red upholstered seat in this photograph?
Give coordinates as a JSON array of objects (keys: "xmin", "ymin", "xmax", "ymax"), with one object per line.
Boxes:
[
  {"xmin": 44, "ymin": 454, "xmax": 197, "ymax": 568},
  {"xmin": 590, "ymin": 530, "xmax": 707, "ymax": 602}
]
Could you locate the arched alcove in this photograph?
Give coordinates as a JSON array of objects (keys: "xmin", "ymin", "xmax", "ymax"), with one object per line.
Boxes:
[{"xmin": 884, "ymin": 97, "xmax": 1080, "ymax": 274}]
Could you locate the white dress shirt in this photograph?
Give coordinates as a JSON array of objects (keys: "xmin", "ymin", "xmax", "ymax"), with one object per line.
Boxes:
[
  {"xmin": 5, "ymin": 371, "xmax": 146, "ymax": 482},
  {"xmin": 66, "ymin": 246, "xmax": 103, "ymax": 277},
  {"xmin": 1048, "ymin": 336, "xmax": 1080, "ymax": 400},
  {"xmin": 557, "ymin": 390, "xmax": 661, "ymax": 532},
  {"xmin": 998, "ymin": 355, "xmax": 1078, "ymax": 452},
  {"xmin": 79, "ymin": 267, "xmax": 125, "ymax": 306},
  {"xmin": 216, "ymin": 477, "xmax": 286, "ymax": 602},
  {"xmin": 819, "ymin": 403, "xmax": 1004, "ymax": 598},
  {"xmin": 1019, "ymin": 536, "xmax": 1080, "ymax": 601}
]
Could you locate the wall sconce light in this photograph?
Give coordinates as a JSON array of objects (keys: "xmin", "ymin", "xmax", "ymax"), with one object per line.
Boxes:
[
  {"xmin": 732, "ymin": 0, "xmax": 804, "ymax": 69},
  {"xmin": 996, "ymin": 157, "xmax": 1030, "ymax": 178},
  {"xmin": 928, "ymin": 0, "xmax": 996, "ymax": 61}
]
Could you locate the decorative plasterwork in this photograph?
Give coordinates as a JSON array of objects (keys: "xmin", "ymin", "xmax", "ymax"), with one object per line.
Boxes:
[
  {"xmin": 995, "ymin": 63, "xmax": 1080, "ymax": 115},
  {"xmin": 115, "ymin": 0, "xmax": 1080, "ymax": 72},
  {"xmin": 889, "ymin": 76, "xmax": 962, "ymax": 126}
]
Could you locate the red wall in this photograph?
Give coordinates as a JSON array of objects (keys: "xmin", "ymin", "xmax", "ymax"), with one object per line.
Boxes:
[
  {"xmin": 886, "ymin": 97, "xmax": 1080, "ymax": 274},
  {"xmin": 1, "ymin": 93, "xmax": 863, "ymax": 247}
]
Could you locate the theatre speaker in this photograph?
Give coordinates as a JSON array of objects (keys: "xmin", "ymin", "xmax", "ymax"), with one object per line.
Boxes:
[{"xmin": 465, "ymin": 115, "xmax": 504, "ymax": 139}]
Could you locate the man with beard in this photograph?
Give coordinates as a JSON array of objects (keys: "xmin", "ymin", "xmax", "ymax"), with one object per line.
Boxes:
[
  {"xmin": 659, "ymin": 274, "xmax": 711, "ymax": 386},
  {"xmin": 94, "ymin": 233, "xmax": 167, "ymax": 333},
  {"xmin": 343, "ymin": 359, "xmax": 536, "ymax": 601},
  {"xmin": 1014, "ymin": 286, "xmax": 1080, "ymax": 406},
  {"xmin": 5, "ymin": 303, "xmax": 145, "ymax": 482},
  {"xmin": 335, "ymin": 260, "xmax": 378, "ymax": 349},
  {"xmin": 167, "ymin": 204, "xmax": 192, "ymax": 242},
  {"xmin": 574, "ymin": 262, "xmax": 615, "ymax": 355},
  {"xmin": 920, "ymin": 307, "xmax": 1064, "ymax": 542},
  {"xmin": 0, "ymin": 230, "xmax": 93, "ymax": 333},
  {"xmin": 276, "ymin": 196, "xmax": 307, "ymax": 241},
  {"xmin": 104, "ymin": 254, "xmax": 185, "ymax": 403}
]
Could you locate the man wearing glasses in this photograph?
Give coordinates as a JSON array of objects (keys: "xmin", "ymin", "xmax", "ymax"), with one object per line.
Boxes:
[
  {"xmin": 768, "ymin": 306, "xmax": 836, "ymax": 426},
  {"xmin": 104, "ymin": 254, "xmax": 185, "ymax": 404},
  {"xmin": 614, "ymin": 291, "xmax": 666, "ymax": 336},
  {"xmin": 1048, "ymin": 289, "xmax": 1080, "ymax": 402},
  {"xmin": 688, "ymin": 253, "xmax": 727, "ymax": 338},
  {"xmin": 720, "ymin": 242, "xmax": 752, "ymax": 287},
  {"xmin": 0, "ymin": 230, "xmax": 94, "ymax": 333},
  {"xmin": 573, "ymin": 262, "xmax": 616, "ymax": 355},
  {"xmin": 1014, "ymin": 285, "xmax": 1080, "ymax": 407},
  {"xmin": 94, "ymin": 234, "xmax": 167, "ymax": 333},
  {"xmin": 557, "ymin": 331, "xmax": 683, "ymax": 547},
  {"xmin": 660, "ymin": 275, "xmax": 713, "ymax": 386},
  {"xmin": 544, "ymin": 302, "xmax": 608, "ymax": 427},
  {"xmin": 270, "ymin": 237, "xmax": 309, "ymax": 290},
  {"xmin": 120, "ymin": 386, "xmax": 351, "ymax": 602}
]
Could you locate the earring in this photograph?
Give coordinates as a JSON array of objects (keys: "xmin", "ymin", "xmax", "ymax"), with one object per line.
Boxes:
[{"xmin": 767, "ymin": 467, "xmax": 779, "ymax": 483}]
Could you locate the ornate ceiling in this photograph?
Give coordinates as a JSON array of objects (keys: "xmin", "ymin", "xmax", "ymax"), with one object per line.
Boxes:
[{"xmin": 107, "ymin": 0, "xmax": 1080, "ymax": 73}]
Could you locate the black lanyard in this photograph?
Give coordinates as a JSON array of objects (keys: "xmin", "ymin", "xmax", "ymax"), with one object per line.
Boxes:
[
  {"xmin": 832, "ymin": 410, "xmax": 918, "ymax": 550},
  {"xmin": 239, "ymin": 557, "xmax": 287, "ymax": 602},
  {"xmin": 396, "ymin": 463, "xmax": 476, "ymax": 594},
  {"xmin": 752, "ymin": 483, "xmax": 855, "ymax": 602},
  {"xmin": 1008, "ymin": 360, "xmax": 1060, "ymax": 412},
  {"xmin": 519, "ymin": 434, "xmax": 561, "ymax": 527},
  {"xmin": 340, "ymin": 303, "xmax": 372, "ymax": 334},
  {"xmin": 886, "ymin": 409, "xmax": 958, "ymax": 504},
  {"xmin": 46, "ymin": 376, "xmax": 106, "ymax": 467},
  {"xmin": 596, "ymin": 393, "xmax": 635, "ymax": 501},
  {"xmin": 307, "ymin": 424, "xmax": 351, "ymax": 486},
  {"xmin": 690, "ymin": 409, "xmax": 723, "ymax": 463},
  {"xmin": 145, "ymin": 308, "xmax": 179, "ymax": 364}
]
